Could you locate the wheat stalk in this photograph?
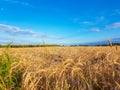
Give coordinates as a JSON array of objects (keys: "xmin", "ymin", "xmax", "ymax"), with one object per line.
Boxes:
[{"xmin": 108, "ymin": 39, "xmax": 112, "ymax": 47}]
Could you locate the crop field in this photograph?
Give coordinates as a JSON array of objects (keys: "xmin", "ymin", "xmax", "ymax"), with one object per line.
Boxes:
[{"xmin": 0, "ymin": 46, "xmax": 120, "ymax": 90}]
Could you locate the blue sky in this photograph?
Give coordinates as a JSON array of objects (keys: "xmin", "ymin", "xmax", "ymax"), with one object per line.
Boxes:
[{"xmin": 0, "ymin": 0, "xmax": 120, "ymax": 45}]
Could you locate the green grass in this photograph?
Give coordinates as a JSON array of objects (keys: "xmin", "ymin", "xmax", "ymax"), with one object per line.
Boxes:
[{"xmin": 0, "ymin": 51, "xmax": 22, "ymax": 90}]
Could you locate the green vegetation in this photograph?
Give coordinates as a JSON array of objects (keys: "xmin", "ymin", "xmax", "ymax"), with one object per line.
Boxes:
[{"xmin": 0, "ymin": 50, "xmax": 22, "ymax": 90}]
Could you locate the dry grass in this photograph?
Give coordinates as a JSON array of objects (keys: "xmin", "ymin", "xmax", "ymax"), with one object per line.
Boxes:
[{"xmin": 0, "ymin": 46, "xmax": 120, "ymax": 90}]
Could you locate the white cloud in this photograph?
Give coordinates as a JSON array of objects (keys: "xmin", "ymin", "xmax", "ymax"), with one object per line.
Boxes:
[
  {"xmin": 0, "ymin": 24, "xmax": 62, "ymax": 41},
  {"xmin": 0, "ymin": 37, "xmax": 40, "ymax": 44},
  {"xmin": 105, "ymin": 22, "xmax": 120, "ymax": 29},
  {"xmin": 2, "ymin": 0, "xmax": 32, "ymax": 7},
  {"xmin": 91, "ymin": 28, "xmax": 100, "ymax": 32},
  {"xmin": 96, "ymin": 16, "xmax": 104, "ymax": 24},
  {"xmin": 0, "ymin": 24, "xmax": 38, "ymax": 36},
  {"xmin": 77, "ymin": 27, "xmax": 100, "ymax": 33},
  {"xmin": 82, "ymin": 21, "xmax": 94, "ymax": 25},
  {"xmin": 80, "ymin": 16, "xmax": 104, "ymax": 25},
  {"xmin": 111, "ymin": 9, "xmax": 120, "ymax": 16}
]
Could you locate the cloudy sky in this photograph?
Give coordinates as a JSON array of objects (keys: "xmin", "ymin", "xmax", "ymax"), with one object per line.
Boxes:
[{"xmin": 0, "ymin": 0, "xmax": 120, "ymax": 45}]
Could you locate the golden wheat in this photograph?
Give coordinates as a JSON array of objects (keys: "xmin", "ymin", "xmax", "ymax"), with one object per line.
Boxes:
[{"xmin": 0, "ymin": 46, "xmax": 120, "ymax": 90}]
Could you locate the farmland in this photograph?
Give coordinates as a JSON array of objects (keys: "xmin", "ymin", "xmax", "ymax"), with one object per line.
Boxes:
[{"xmin": 0, "ymin": 46, "xmax": 120, "ymax": 90}]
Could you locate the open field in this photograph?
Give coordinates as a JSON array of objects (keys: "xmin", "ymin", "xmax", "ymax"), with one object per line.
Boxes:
[{"xmin": 0, "ymin": 46, "xmax": 120, "ymax": 90}]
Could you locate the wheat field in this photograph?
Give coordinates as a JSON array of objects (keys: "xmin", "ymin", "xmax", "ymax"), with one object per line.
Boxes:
[{"xmin": 0, "ymin": 46, "xmax": 120, "ymax": 90}]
